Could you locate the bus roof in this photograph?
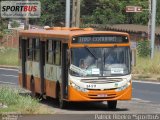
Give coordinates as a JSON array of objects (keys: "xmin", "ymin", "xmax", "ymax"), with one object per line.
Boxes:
[{"xmin": 19, "ymin": 27, "xmax": 129, "ymax": 39}]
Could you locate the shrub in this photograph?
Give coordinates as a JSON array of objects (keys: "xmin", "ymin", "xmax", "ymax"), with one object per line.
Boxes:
[
  {"xmin": 0, "ymin": 32, "xmax": 3, "ymax": 38},
  {"xmin": 137, "ymin": 40, "xmax": 151, "ymax": 57},
  {"xmin": 132, "ymin": 50, "xmax": 160, "ymax": 74},
  {"xmin": 10, "ymin": 21, "xmax": 20, "ymax": 28},
  {"xmin": 0, "ymin": 87, "xmax": 39, "ymax": 113}
]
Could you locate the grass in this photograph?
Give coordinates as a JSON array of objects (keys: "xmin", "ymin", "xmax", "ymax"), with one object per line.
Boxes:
[
  {"xmin": 132, "ymin": 50, "xmax": 160, "ymax": 75},
  {"xmin": 132, "ymin": 50, "xmax": 160, "ymax": 80},
  {"xmin": 0, "ymin": 87, "xmax": 39, "ymax": 114},
  {"xmin": 0, "ymin": 48, "xmax": 55, "ymax": 114},
  {"xmin": 0, "ymin": 47, "xmax": 18, "ymax": 66},
  {"xmin": 0, "ymin": 87, "xmax": 55, "ymax": 114},
  {"xmin": 0, "ymin": 47, "xmax": 159, "ymax": 78}
]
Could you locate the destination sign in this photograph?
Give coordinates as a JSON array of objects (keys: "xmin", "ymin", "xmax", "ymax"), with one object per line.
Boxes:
[{"xmin": 72, "ymin": 35, "xmax": 129, "ymax": 44}]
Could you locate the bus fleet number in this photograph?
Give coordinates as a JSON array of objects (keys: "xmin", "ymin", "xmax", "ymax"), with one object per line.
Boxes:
[{"xmin": 86, "ymin": 84, "xmax": 96, "ymax": 89}]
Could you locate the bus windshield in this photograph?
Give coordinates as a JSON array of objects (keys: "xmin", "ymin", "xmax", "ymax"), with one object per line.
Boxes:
[{"xmin": 70, "ymin": 47, "xmax": 131, "ymax": 77}]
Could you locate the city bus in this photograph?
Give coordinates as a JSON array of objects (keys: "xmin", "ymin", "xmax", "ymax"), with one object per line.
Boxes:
[{"xmin": 18, "ymin": 27, "xmax": 132, "ymax": 109}]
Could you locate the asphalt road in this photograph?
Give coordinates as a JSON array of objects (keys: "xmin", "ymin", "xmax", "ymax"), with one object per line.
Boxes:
[
  {"xmin": 0, "ymin": 68, "xmax": 18, "ymax": 85},
  {"xmin": 0, "ymin": 68, "xmax": 160, "ymax": 104},
  {"xmin": 133, "ymin": 80, "xmax": 160, "ymax": 104},
  {"xmin": 0, "ymin": 68, "xmax": 160, "ymax": 120}
]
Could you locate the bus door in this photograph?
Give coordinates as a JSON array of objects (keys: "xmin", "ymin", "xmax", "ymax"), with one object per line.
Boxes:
[
  {"xmin": 39, "ymin": 41, "xmax": 45, "ymax": 94},
  {"xmin": 61, "ymin": 43, "xmax": 69, "ymax": 99},
  {"xmin": 20, "ymin": 38, "xmax": 27, "ymax": 88}
]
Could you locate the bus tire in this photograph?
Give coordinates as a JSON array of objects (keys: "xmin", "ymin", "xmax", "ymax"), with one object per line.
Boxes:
[
  {"xmin": 59, "ymin": 94, "xmax": 66, "ymax": 109},
  {"xmin": 57, "ymin": 87, "xmax": 67, "ymax": 109},
  {"xmin": 107, "ymin": 100, "xmax": 117, "ymax": 109},
  {"xmin": 30, "ymin": 76, "xmax": 36, "ymax": 98}
]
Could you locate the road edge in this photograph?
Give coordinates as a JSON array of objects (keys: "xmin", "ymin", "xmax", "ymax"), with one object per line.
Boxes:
[
  {"xmin": 0, "ymin": 65, "xmax": 159, "ymax": 83},
  {"xmin": 0, "ymin": 65, "xmax": 18, "ymax": 69}
]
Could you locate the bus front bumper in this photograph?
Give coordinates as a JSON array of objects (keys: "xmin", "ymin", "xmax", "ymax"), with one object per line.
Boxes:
[{"xmin": 67, "ymin": 83, "xmax": 132, "ymax": 102}]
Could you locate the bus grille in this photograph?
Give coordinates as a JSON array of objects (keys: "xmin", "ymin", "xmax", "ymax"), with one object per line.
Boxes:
[{"xmin": 81, "ymin": 78, "xmax": 122, "ymax": 84}]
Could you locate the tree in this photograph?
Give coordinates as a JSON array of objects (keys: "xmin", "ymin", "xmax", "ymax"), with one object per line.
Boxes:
[
  {"xmin": 1, "ymin": 0, "xmax": 160, "ymax": 28},
  {"xmin": 156, "ymin": 0, "xmax": 160, "ymax": 25},
  {"xmin": 0, "ymin": 32, "xmax": 3, "ymax": 38},
  {"xmin": 37, "ymin": 0, "xmax": 65, "ymax": 26},
  {"xmin": 127, "ymin": 0, "xmax": 148, "ymax": 25},
  {"xmin": 10, "ymin": 21, "xmax": 20, "ymax": 28},
  {"xmin": 81, "ymin": 0, "xmax": 149, "ymax": 25},
  {"xmin": 0, "ymin": 18, "xmax": 8, "ymax": 32}
]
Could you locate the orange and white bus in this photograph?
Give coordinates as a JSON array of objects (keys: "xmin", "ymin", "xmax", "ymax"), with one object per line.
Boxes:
[{"xmin": 18, "ymin": 27, "xmax": 132, "ymax": 109}]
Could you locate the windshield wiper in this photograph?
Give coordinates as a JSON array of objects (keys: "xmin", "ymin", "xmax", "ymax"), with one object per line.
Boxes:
[{"xmin": 84, "ymin": 46, "xmax": 98, "ymax": 60}]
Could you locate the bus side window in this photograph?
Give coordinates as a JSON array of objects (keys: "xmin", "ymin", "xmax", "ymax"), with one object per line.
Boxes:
[
  {"xmin": 47, "ymin": 40, "xmax": 53, "ymax": 64},
  {"xmin": 55, "ymin": 41, "xmax": 61, "ymax": 65},
  {"xmin": 27, "ymin": 38, "xmax": 33, "ymax": 60},
  {"xmin": 34, "ymin": 38, "xmax": 40, "ymax": 61}
]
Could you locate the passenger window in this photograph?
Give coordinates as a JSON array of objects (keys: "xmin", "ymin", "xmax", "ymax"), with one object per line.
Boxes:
[
  {"xmin": 34, "ymin": 38, "xmax": 40, "ymax": 61},
  {"xmin": 46, "ymin": 40, "xmax": 61, "ymax": 65},
  {"xmin": 27, "ymin": 39, "xmax": 33, "ymax": 60},
  {"xmin": 47, "ymin": 40, "xmax": 54, "ymax": 64},
  {"xmin": 55, "ymin": 41, "xmax": 61, "ymax": 65}
]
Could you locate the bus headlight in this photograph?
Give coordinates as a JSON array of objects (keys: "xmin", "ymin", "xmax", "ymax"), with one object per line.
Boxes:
[
  {"xmin": 70, "ymin": 81, "xmax": 88, "ymax": 92},
  {"xmin": 115, "ymin": 82, "xmax": 130, "ymax": 92}
]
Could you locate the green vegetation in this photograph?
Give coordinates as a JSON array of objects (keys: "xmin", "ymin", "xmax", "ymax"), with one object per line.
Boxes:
[
  {"xmin": 0, "ymin": 87, "xmax": 39, "ymax": 114},
  {"xmin": 0, "ymin": 48, "xmax": 18, "ymax": 66},
  {"xmin": 10, "ymin": 21, "xmax": 20, "ymax": 28},
  {"xmin": 137, "ymin": 40, "xmax": 151, "ymax": 57},
  {"xmin": 81, "ymin": 0, "xmax": 148, "ymax": 25},
  {"xmin": 33, "ymin": 0, "xmax": 65, "ymax": 26},
  {"xmin": 132, "ymin": 50, "xmax": 160, "ymax": 75},
  {"xmin": 0, "ymin": 47, "xmax": 159, "ymax": 77},
  {"xmin": 0, "ymin": 87, "xmax": 55, "ymax": 114},
  {"xmin": 1, "ymin": 0, "xmax": 160, "ymax": 28},
  {"xmin": 0, "ymin": 32, "xmax": 3, "ymax": 38}
]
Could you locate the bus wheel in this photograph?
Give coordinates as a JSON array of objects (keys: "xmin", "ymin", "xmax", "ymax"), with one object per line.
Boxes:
[
  {"xmin": 107, "ymin": 100, "xmax": 117, "ymax": 109},
  {"xmin": 30, "ymin": 77, "xmax": 36, "ymax": 98},
  {"xmin": 58, "ymin": 90, "xmax": 67, "ymax": 109}
]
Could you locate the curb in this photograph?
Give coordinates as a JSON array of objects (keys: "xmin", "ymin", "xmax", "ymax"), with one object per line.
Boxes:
[
  {"xmin": 0, "ymin": 65, "xmax": 18, "ymax": 69},
  {"xmin": 0, "ymin": 65, "xmax": 159, "ymax": 83},
  {"xmin": 133, "ymin": 79, "xmax": 160, "ymax": 83},
  {"xmin": 132, "ymin": 75, "xmax": 160, "ymax": 83}
]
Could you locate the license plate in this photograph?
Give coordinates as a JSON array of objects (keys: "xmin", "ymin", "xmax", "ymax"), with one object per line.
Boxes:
[{"xmin": 97, "ymin": 94, "xmax": 107, "ymax": 97}]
